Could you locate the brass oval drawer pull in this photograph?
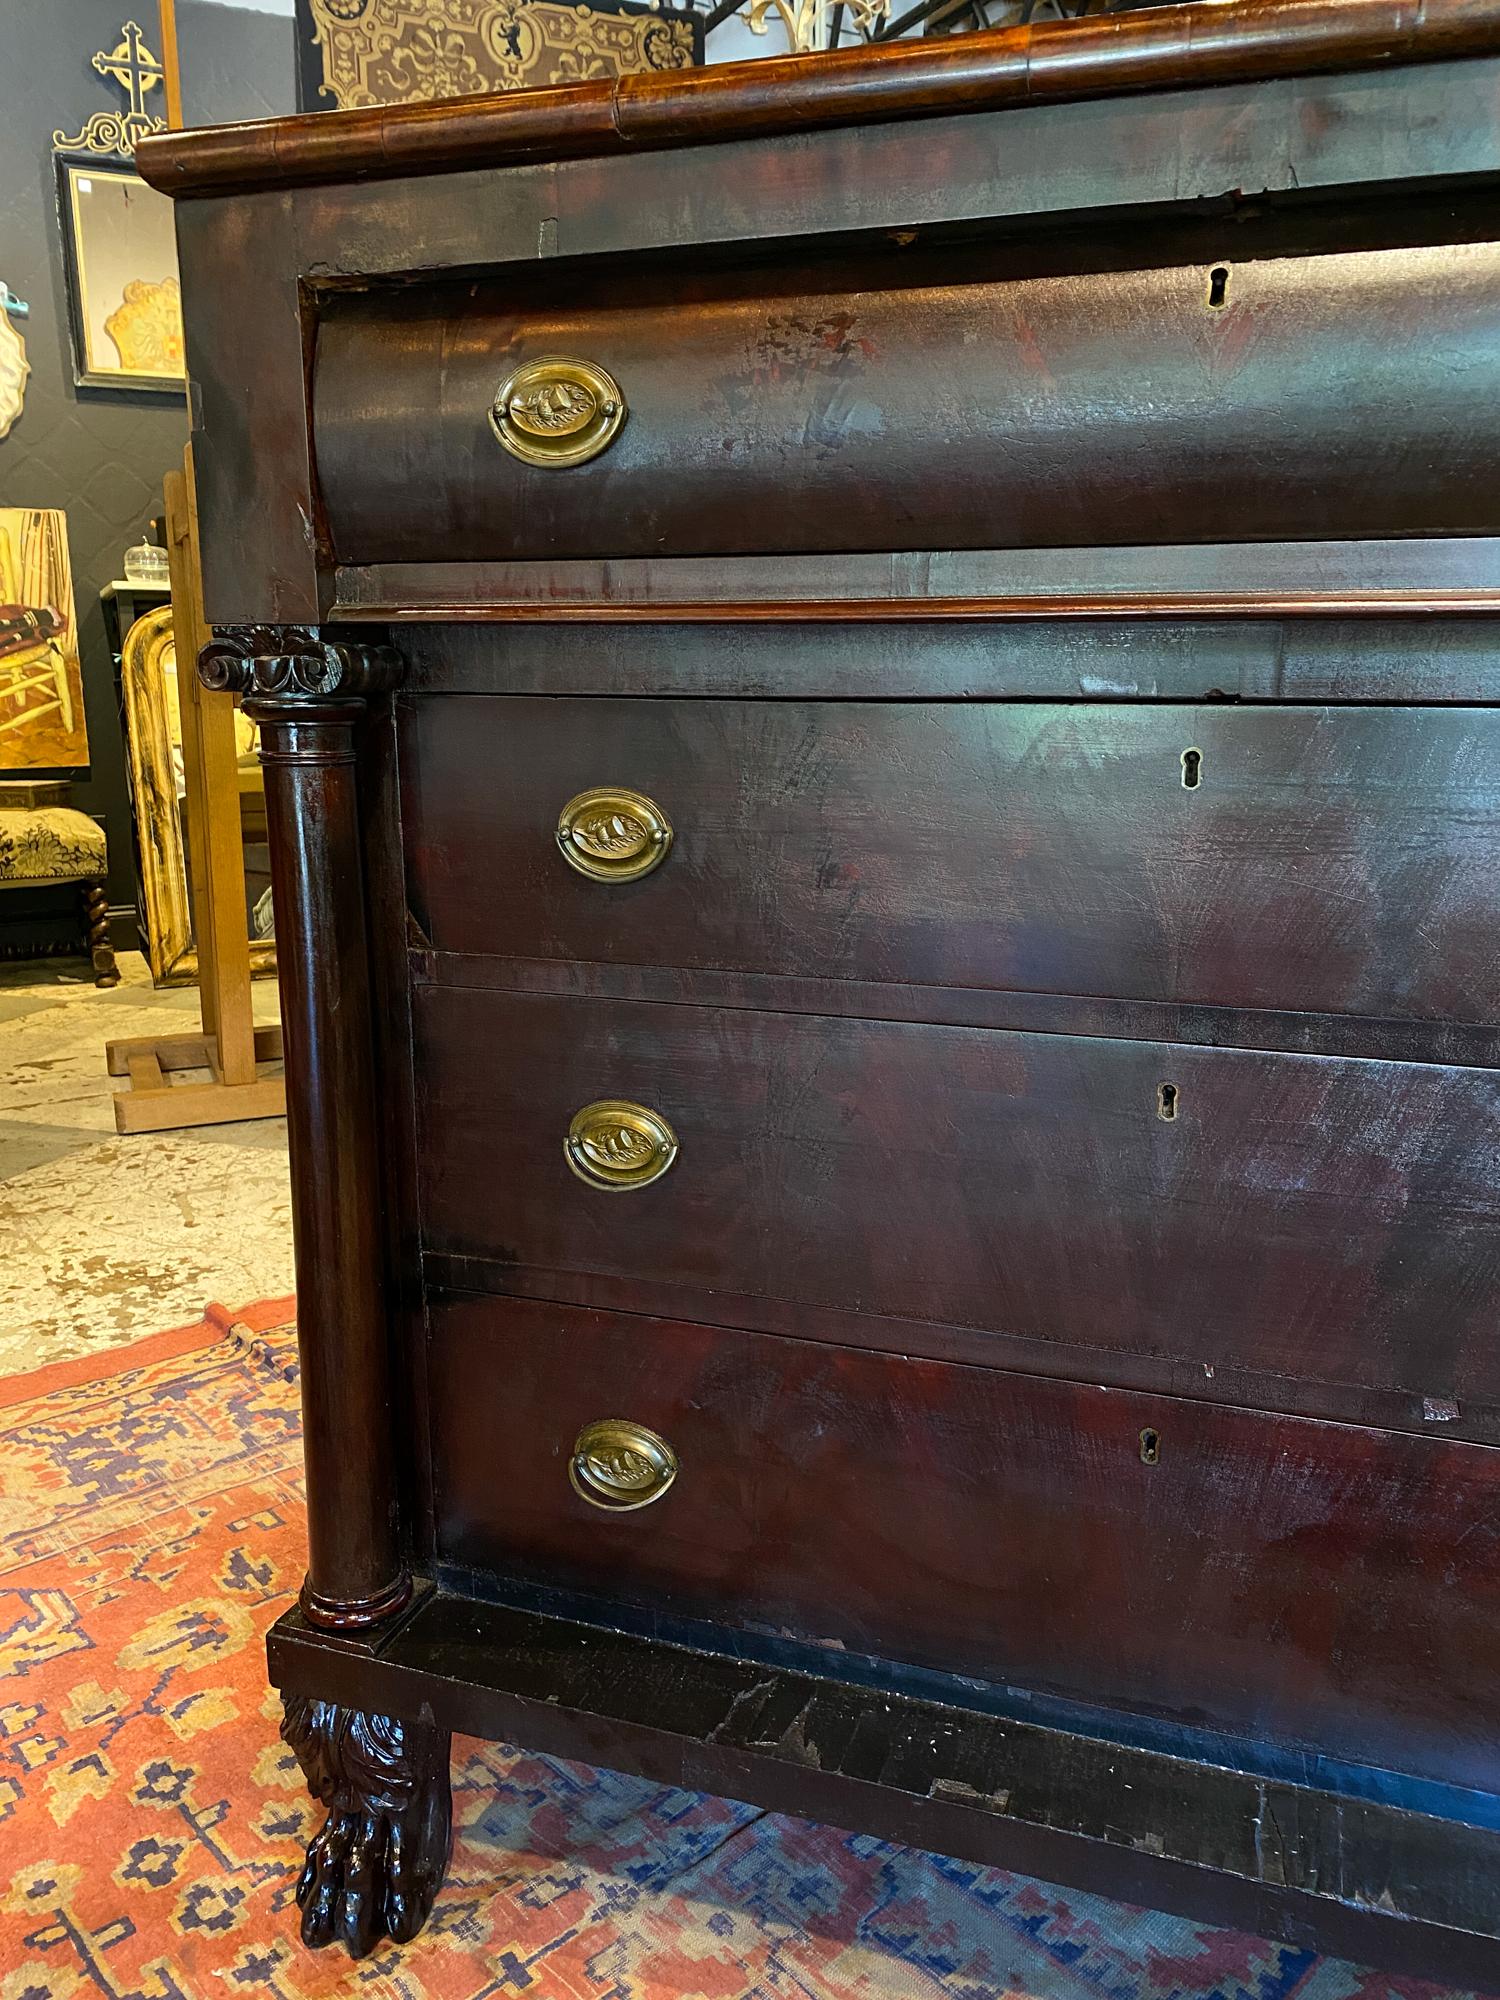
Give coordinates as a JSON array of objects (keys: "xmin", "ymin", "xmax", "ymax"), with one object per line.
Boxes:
[
  {"xmin": 566, "ymin": 1099, "xmax": 677, "ymax": 1191},
  {"xmin": 557, "ymin": 786, "xmax": 672, "ymax": 883},
  {"xmin": 490, "ymin": 357, "xmax": 626, "ymax": 467},
  {"xmin": 570, "ymin": 1418, "xmax": 678, "ymax": 1511}
]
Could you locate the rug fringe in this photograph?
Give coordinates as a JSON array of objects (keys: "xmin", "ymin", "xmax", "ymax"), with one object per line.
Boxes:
[{"xmin": 0, "ymin": 1293, "xmax": 297, "ymax": 1407}]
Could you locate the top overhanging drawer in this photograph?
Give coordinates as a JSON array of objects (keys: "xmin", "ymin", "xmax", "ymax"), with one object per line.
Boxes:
[{"xmin": 310, "ymin": 238, "xmax": 1500, "ymax": 570}]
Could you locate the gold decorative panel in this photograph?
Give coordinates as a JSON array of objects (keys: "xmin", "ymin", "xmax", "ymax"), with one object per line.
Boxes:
[
  {"xmin": 297, "ymin": 0, "xmax": 700, "ymax": 110},
  {"xmin": 104, "ymin": 277, "xmax": 184, "ymax": 378}
]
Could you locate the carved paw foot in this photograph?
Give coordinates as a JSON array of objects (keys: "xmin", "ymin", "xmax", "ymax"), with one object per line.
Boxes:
[{"xmin": 281, "ymin": 1696, "xmax": 452, "ymax": 1957}]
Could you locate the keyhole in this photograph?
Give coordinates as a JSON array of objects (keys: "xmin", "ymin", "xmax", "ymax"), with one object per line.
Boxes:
[
  {"xmin": 1157, "ymin": 1082, "xmax": 1178, "ymax": 1121},
  {"xmin": 1181, "ymin": 748, "xmax": 1202, "ymax": 790},
  {"xmin": 1208, "ymin": 265, "xmax": 1229, "ymax": 309},
  {"xmin": 1140, "ymin": 1428, "xmax": 1162, "ymax": 1466}
]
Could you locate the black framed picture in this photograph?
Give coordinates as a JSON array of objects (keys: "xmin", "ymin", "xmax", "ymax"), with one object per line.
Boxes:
[{"xmin": 54, "ymin": 152, "xmax": 186, "ymax": 395}]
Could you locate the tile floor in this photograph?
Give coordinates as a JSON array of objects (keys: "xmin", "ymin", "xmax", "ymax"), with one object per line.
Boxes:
[{"xmin": 0, "ymin": 950, "xmax": 294, "ymax": 1375}]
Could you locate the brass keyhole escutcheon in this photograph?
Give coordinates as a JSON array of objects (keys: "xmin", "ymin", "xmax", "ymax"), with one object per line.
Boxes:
[
  {"xmin": 490, "ymin": 357, "xmax": 627, "ymax": 467},
  {"xmin": 566, "ymin": 1100, "xmax": 677, "ymax": 1191},
  {"xmin": 570, "ymin": 1418, "xmax": 678, "ymax": 1511},
  {"xmin": 557, "ymin": 787, "xmax": 672, "ymax": 884}
]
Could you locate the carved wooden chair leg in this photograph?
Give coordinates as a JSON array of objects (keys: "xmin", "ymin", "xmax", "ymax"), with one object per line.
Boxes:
[
  {"xmin": 281, "ymin": 1697, "xmax": 453, "ymax": 1957},
  {"xmin": 82, "ymin": 881, "xmax": 120, "ymax": 987}
]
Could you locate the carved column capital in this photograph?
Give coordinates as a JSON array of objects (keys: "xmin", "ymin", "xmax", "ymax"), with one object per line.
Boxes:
[{"xmin": 198, "ymin": 625, "xmax": 404, "ymax": 702}]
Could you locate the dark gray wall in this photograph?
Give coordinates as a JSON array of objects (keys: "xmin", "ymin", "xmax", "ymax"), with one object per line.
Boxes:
[
  {"xmin": 0, "ymin": 0, "xmax": 295, "ymax": 948},
  {"xmin": 180, "ymin": 0, "xmax": 298, "ymax": 128}
]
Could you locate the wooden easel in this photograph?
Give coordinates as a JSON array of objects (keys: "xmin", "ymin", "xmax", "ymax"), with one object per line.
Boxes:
[
  {"xmin": 107, "ymin": 448, "xmax": 285, "ymax": 1133},
  {"xmin": 107, "ymin": 4, "xmax": 284, "ymax": 1133}
]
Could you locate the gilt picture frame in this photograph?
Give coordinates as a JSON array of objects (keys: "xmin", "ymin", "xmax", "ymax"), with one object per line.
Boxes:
[
  {"xmin": 121, "ymin": 604, "xmax": 276, "ymax": 986},
  {"xmin": 54, "ymin": 153, "xmax": 186, "ymax": 395}
]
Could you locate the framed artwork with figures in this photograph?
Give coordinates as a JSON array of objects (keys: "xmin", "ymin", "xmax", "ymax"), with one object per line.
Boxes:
[
  {"xmin": 54, "ymin": 155, "xmax": 185, "ymax": 393},
  {"xmin": 0, "ymin": 509, "xmax": 89, "ymax": 770}
]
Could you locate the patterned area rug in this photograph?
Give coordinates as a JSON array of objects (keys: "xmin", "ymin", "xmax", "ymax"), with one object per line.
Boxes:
[{"xmin": 0, "ymin": 1307, "xmax": 1474, "ymax": 1999}]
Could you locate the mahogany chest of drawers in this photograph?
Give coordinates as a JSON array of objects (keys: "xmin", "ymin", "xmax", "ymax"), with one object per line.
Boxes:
[{"xmin": 140, "ymin": 2, "xmax": 1500, "ymax": 1979}]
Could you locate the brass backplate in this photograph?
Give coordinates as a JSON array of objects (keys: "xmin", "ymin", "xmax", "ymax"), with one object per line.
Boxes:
[
  {"xmin": 565, "ymin": 1099, "xmax": 677, "ymax": 1191},
  {"xmin": 490, "ymin": 356, "xmax": 626, "ymax": 467},
  {"xmin": 557, "ymin": 785, "xmax": 672, "ymax": 883},
  {"xmin": 569, "ymin": 1418, "xmax": 678, "ymax": 1511}
]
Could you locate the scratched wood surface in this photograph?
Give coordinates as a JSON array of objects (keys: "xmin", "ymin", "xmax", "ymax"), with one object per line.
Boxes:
[
  {"xmin": 412, "ymin": 985, "xmax": 1500, "ymax": 1410},
  {"xmin": 314, "ymin": 239, "xmax": 1500, "ymax": 565},
  {"xmin": 152, "ymin": 32, "xmax": 1500, "ymax": 625},
  {"xmin": 427, "ymin": 1291, "xmax": 1500, "ymax": 1796},
  {"xmin": 403, "ymin": 615, "xmax": 1500, "ymax": 701},
  {"xmin": 269, "ymin": 1586, "xmax": 1500, "ymax": 1989},
  {"xmin": 136, "ymin": 2, "xmax": 1500, "ymax": 199},
  {"xmin": 403, "ymin": 697, "xmax": 1500, "ymax": 1025}
]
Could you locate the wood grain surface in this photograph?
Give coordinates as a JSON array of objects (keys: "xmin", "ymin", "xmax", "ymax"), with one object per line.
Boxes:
[
  {"xmin": 315, "ymin": 240, "xmax": 1500, "ymax": 563},
  {"xmin": 428, "ymin": 1291, "xmax": 1500, "ymax": 1795},
  {"xmin": 403, "ymin": 616, "xmax": 1500, "ymax": 702},
  {"xmin": 150, "ymin": 0, "xmax": 1500, "ymax": 1969},
  {"xmin": 136, "ymin": 0, "xmax": 1500, "ymax": 198},
  {"xmin": 412, "ymin": 986, "xmax": 1500, "ymax": 1408},
  {"xmin": 403, "ymin": 697, "xmax": 1500, "ymax": 1025}
]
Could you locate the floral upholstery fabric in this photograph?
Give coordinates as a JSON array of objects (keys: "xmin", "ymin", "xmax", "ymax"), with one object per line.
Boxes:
[{"xmin": 0, "ymin": 805, "xmax": 107, "ymax": 885}]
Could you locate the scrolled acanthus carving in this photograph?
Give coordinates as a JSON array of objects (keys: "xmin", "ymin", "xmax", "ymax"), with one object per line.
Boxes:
[{"xmin": 198, "ymin": 624, "xmax": 403, "ymax": 702}]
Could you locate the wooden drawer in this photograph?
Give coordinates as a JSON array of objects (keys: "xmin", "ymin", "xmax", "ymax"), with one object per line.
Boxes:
[
  {"xmin": 429, "ymin": 1293, "xmax": 1500, "ymax": 1793},
  {"xmin": 314, "ymin": 239, "xmax": 1500, "ymax": 565},
  {"xmin": 414, "ymin": 986, "xmax": 1500, "ymax": 1407},
  {"xmin": 405, "ymin": 698, "xmax": 1500, "ymax": 1025}
]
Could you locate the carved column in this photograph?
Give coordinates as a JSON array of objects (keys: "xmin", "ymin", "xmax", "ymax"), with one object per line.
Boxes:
[{"xmin": 201, "ymin": 627, "xmax": 409, "ymax": 1630}]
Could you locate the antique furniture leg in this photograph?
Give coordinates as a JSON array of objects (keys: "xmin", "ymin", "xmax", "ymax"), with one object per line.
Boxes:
[
  {"xmin": 280, "ymin": 1697, "xmax": 452, "ymax": 1957},
  {"xmin": 200, "ymin": 626, "xmax": 449, "ymax": 1954},
  {"xmin": 81, "ymin": 880, "xmax": 119, "ymax": 987}
]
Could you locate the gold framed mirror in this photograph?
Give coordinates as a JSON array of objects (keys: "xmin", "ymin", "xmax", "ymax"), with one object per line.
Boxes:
[{"xmin": 120, "ymin": 603, "xmax": 276, "ymax": 986}]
